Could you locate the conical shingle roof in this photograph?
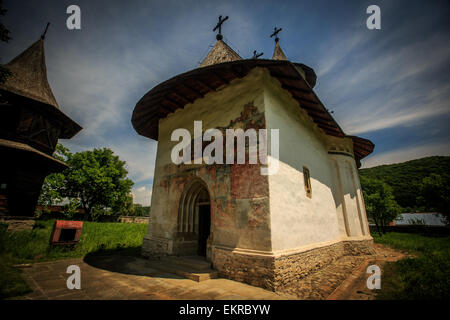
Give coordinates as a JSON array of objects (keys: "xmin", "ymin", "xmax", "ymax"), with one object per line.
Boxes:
[
  {"xmin": 200, "ymin": 40, "xmax": 242, "ymax": 67},
  {"xmin": 0, "ymin": 38, "xmax": 59, "ymax": 109},
  {"xmin": 272, "ymin": 41, "xmax": 287, "ymax": 61}
]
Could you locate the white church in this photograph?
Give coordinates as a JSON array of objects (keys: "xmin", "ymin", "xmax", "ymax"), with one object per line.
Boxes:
[{"xmin": 131, "ymin": 22, "xmax": 375, "ymax": 291}]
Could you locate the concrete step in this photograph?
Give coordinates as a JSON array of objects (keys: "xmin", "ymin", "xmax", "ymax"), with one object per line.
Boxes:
[{"xmin": 151, "ymin": 256, "xmax": 218, "ymax": 282}]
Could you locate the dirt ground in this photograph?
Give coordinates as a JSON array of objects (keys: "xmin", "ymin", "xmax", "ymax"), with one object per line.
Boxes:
[{"xmin": 330, "ymin": 243, "xmax": 410, "ymax": 300}]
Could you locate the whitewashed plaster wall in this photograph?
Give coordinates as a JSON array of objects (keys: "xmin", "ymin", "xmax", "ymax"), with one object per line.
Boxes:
[{"xmin": 263, "ymin": 71, "xmax": 343, "ymax": 252}]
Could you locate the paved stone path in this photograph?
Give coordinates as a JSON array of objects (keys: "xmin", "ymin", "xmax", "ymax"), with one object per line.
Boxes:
[
  {"xmin": 14, "ymin": 244, "xmax": 406, "ymax": 300},
  {"xmin": 16, "ymin": 255, "xmax": 296, "ymax": 300},
  {"xmin": 278, "ymin": 243, "xmax": 408, "ymax": 300}
]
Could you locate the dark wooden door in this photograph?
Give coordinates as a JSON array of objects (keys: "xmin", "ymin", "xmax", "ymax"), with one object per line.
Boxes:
[{"xmin": 197, "ymin": 204, "xmax": 211, "ymax": 256}]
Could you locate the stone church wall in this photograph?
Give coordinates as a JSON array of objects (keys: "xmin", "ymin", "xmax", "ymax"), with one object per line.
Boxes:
[
  {"xmin": 143, "ymin": 68, "xmax": 273, "ymax": 257},
  {"xmin": 142, "ymin": 67, "xmax": 374, "ymax": 293},
  {"xmin": 212, "ymin": 239, "xmax": 374, "ymax": 291}
]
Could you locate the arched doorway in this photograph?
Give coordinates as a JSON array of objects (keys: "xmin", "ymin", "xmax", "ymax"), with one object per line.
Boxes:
[{"xmin": 177, "ymin": 180, "xmax": 211, "ymax": 257}]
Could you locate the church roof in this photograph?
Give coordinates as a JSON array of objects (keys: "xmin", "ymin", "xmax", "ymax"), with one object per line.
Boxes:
[
  {"xmin": 131, "ymin": 59, "xmax": 374, "ymax": 164},
  {"xmin": 0, "ymin": 36, "xmax": 82, "ymax": 139},
  {"xmin": 200, "ymin": 40, "xmax": 242, "ymax": 67},
  {"xmin": 272, "ymin": 41, "xmax": 287, "ymax": 61},
  {"xmin": 1, "ymin": 38, "xmax": 59, "ymax": 109}
]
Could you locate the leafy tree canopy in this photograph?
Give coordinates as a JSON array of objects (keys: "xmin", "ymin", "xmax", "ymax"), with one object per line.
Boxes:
[
  {"xmin": 360, "ymin": 156, "xmax": 450, "ymax": 212},
  {"xmin": 417, "ymin": 173, "xmax": 450, "ymax": 223},
  {"xmin": 360, "ymin": 176, "xmax": 402, "ymax": 235},
  {"xmin": 39, "ymin": 145, "xmax": 134, "ymax": 220},
  {"xmin": 130, "ymin": 204, "xmax": 150, "ymax": 217}
]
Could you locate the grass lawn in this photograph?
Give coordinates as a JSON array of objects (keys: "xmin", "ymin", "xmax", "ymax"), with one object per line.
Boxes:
[
  {"xmin": 0, "ymin": 220, "xmax": 148, "ymax": 299},
  {"xmin": 372, "ymin": 232, "xmax": 450, "ymax": 300}
]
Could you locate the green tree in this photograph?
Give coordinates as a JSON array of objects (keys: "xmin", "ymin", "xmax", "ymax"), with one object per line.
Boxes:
[
  {"xmin": 62, "ymin": 198, "xmax": 81, "ymax": 219},
  {"xmin": 64, "ymin": 148, "xmax": 134, "ymax": 220},
  {"xmin": 131, "ymin": 204, "xmax": 150, "ymax": 217},
  {"xmin": 0, "ymin": 0, "xmax": 12, "ymax": 85},
  {"xmin": 39, "ymin": 145, "xmax": 134, "ymax": 221},
  {"xmin": 39, "ymin": 172, "xmax": 65, "ymax": 206},
  {"xmin": 360, "ymin": 176, "xmax": 402, "ymax": 236},
  {"xmin": 418, "ymin": 173, "xmax": 450, "ymax": 224},
  {"xmin": 113, "ymin": 193, "xmax": 134, "ymax": 216},
  {"xmin": 38, "ymin": 145, "xmax": 72, "ymax": 209},
  {"xmin": 359, "ymin": 156, "xmax": 450, "ymax": 212}
]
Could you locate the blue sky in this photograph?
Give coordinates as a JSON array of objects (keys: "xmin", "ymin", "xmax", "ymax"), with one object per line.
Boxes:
[{"xmin": 1, "ymin": 0, "xmax": 449, "ymax": 205}]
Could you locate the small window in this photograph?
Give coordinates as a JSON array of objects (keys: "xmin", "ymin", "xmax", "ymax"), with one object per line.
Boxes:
[{"xmin": 303, "ymin": 167, "xmax": 312, "ymax": 198}]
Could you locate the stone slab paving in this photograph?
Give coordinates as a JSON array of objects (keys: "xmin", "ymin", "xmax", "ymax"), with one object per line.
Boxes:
[
  {"xmin": 13, "ymin": 243, "xmax": 406, "ymax": 300},
  {"xmin": 15, "ymin": 256, "xmax": 296, "ymax": 300},
  {"xmin": 277, "ymin": 243, "xmax": 408, "ymax": 300}
]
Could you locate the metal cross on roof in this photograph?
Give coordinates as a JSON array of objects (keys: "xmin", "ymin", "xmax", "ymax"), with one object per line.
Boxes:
[
  {"xmin": 252, "ymin": 50, "xmax": 263, "ymax": 59},
  {"xmin": 213, "ymin": 15, "xmax": 229, "ymax": 40},
  {"xmin": 270, "ymin": 27, "xmax": 282, "ymax": 42},
  {"xmin": 41, "ymin": 22, "xmax": 50, "ymax": 40}
]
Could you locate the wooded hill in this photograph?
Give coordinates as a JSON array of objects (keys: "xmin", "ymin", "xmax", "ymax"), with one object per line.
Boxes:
[{"xmin": 359, "ymin": 156, "xmax": 450, "ymax": 212}]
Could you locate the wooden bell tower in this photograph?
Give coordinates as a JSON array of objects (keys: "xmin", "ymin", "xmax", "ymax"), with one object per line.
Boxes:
[{"xmin": 0, "ymin": 27, "xmax": 82, "ymax": 217}]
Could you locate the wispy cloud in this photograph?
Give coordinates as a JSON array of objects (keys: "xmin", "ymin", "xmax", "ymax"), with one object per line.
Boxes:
[
  {"xmin": 362, "ymin": 141, "xmax": 450, "ymax": 168},
  {"xmin": 2, "ymin": 0, "xmax": 449, "ymax": 200},
  {"xmin": 131, "ymin": 185, "xmax": 152, "ymax": 206},
  {"xmin": 343, "ymin": 82, "xmax": 450, "ymax": 135},
  {"xmin": 41, "ymin": 0, "xmax": 264, "ymax": 193},
  {"xmin": 316, "ymin": 30, "xmax": 450, "ymax": 136},
  {"xmin": 316, "ymin": 32, "xmax": 369, "ymax": 77}
]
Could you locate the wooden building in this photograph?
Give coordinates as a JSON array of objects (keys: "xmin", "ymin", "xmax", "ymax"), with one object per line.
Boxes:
[{"xmin": 0, "ymin": 32, "xmax": 82, "ymax": 217}]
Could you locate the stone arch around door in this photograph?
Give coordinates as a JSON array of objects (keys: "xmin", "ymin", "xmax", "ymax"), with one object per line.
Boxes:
[{"xmin": 177, "ymin": 178, "xmax": 212, "ymax": 259}]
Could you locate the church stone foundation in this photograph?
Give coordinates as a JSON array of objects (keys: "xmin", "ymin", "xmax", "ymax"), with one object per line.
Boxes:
[
  {"xmin": 212, "ymin": 239, "xmax": 374, "ymax": 291},
  {"xmin": 141, "ymin": 235, "xmax": 173, "ymax": 259},
  {"xmin": 142, "ymin": 235, "xmax": 203, "ymax": 259},
  {"xmin": 213, "ymin": 247, "xmax": 277, "ymax": 289}
]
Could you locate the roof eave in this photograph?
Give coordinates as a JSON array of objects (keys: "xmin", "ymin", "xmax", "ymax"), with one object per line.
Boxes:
[
  {"xmin": 0, "ymin": 89, "xmax": 82, "ymax": 139},
  {"xmin": 0, "ymin": 138, "xmax": 68, "ymax": 172},
  {"xmin": 131, "ymin": 59, "xmax": 374, "ymax": 162}
]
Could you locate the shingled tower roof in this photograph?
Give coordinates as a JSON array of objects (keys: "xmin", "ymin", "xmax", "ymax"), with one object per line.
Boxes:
[
  {"xmin": 200, "ymin": 40, "xmax": 242, "ymax": 67},
  {"xmin": 272, "ymin": 40, "xmax": 287, "ymax": 61},
  {"xmin": 0, "ymin": 37, "xmax": 59, "ymax": 109}
]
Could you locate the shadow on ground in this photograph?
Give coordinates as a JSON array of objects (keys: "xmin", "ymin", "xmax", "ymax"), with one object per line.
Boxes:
[
  {"xmin": 83, "ymin": 248, "xmax": 186, "ymax": 279},
  {"xmin": 84, "ymin": 247, "xmax": 218, "ymax": 283}
]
